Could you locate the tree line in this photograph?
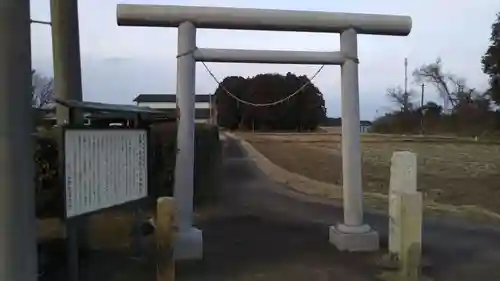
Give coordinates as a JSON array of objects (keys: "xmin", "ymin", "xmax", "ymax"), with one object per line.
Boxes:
[
  {"xmin": 214, "ymin": 72, "xmax": 327, "ymax": 131},
  {"xmin": 372, "ymin": 12, "xmax": 500, "ymax": 136}
]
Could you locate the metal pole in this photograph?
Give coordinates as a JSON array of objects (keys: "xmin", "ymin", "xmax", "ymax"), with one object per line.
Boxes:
[
  {"xmin": 0, "ymin": 0, "xmax": 38, "ymax": 281},
  {"xmin": 404, "ymin": 57, "xmax": 408, "ymax": 96},
  {"xmin": 420, "ymin": 84, "xmax": 425, "ymax": 108},
  {"xmin": 209, "ymin": 94, "xmax": 213, "ymax": 124},
  {"xmin": 420, "ymin": 83, "xmax": 425, "ymax": 135},
  {"xmin": 50, "ymin": 0, "xmax": 84, "ymax": 124}
]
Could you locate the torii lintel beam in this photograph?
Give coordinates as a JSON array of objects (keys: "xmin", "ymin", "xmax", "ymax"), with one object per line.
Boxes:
[{"xmin": 117, "ymin": 4, "xmax": 412, "ymax": 36}]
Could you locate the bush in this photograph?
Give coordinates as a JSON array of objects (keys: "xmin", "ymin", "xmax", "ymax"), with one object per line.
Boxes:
[
  {"xmin": 149, "ymin": 122, "xmax": 221, "ymax": 205},
  {"xmin": 35, "ymin": 123, "xmax": 221, "ymax": 218},
  {"xmin": 34, "ymin": 128, "xmax": 62, "ymax": 219}
]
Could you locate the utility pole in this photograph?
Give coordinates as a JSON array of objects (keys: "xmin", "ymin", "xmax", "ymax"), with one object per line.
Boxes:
[
  {"xmin": 209, "ymin": 94, "xmax": 212, "ymax": 124},
  {"xmin": 420, "ymin": 83, "xmax": 425, "ymax": 135},
  {"xmin": 0, "ymin": 1, "xmax": 38, "ymax": 281},
  {"xmin": 404, "ymin": 57, "xmax": 408, "ymax": 96}
]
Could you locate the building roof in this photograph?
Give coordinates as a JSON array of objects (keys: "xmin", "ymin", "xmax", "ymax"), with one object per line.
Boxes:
[
  {"xmin": 53, "ymin": 98, "xmax": 176, "ymax": 120},
  {"xmin": 55, "ymin": 98, "xmax": 168, "ymax": 114},
  {"xmin": 133, "ymin": 94, "xmax": 213, "ymax": 103},
  {"xmin": 322, "ymin": 117, "xmax": 372, "ymax": 127},
  {"xmin": 159, "ymin": 108, "xmax": 212, "ymax": 119}
]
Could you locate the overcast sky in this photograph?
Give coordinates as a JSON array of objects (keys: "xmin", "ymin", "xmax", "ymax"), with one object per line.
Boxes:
[{"xmin": 30, "ymin": 0, "xmax": 500, "ymax": 120}]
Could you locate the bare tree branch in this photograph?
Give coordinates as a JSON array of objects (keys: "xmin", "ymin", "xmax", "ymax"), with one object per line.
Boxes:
[
  {"xmin": 32, "ymin": 70, "xmax": 54, "ymax": 108},
  {"xmin": 386, "ymin": 86, "xmax": 415, "ymax": 112},
  {"xmin": 412, "ymin": 58, "xmax": 457, "ymax": 110}
]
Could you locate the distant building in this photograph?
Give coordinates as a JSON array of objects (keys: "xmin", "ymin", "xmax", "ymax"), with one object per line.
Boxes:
[
  {"xmin": 359, "ymin": 120, "xmax": 372, "ymax": 133},
  {"xmin": 133, "ymin": 94, "xmax": 216, "ymax": 123},
  {"xmin": 34, "ymin": 107, "xmax": 93, "ymax": 127},
  {"xmin": 322, "ymin": 117, "xmax": 372, "ymax": 133}
]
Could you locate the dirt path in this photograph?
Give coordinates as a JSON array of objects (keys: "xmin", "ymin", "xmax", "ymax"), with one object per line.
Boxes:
[{"xmin": 178, "ymin": 136, "xmax": 500, "ymax": 281}]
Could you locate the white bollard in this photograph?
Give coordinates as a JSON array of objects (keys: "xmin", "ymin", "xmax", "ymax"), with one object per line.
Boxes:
[
  {"xmin": 399, "ymin": 192, "xmax": 423, "ymax": 280},
  {"xmin": 389, "ymin": 151, "xmax": 417, "ymax": 194},
  {"xmin": 388, "ymin": 151, "xmax": 417, "ymax": 257}
]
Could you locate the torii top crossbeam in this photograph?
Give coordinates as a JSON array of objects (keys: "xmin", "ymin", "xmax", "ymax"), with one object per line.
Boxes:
[{"xmin": 117, "ymin": 4, "xmax": 412, "ymax": 36}]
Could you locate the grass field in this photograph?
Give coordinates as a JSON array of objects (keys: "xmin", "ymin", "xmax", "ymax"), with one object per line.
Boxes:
[{"xmin": 239, "ymin": 131, "xmax": 500, "ymax": 216}]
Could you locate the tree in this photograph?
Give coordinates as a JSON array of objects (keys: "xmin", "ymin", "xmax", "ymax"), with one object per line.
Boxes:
[
  {"xmin": 413, "ymin": 58, "xmax": 458, "ymax": 112},
  {"xmin": 214, "ymin": 76, "xmax": 247, "ymax": 129},
  {"xmin": 214, "ymin": 72, "xmax": 326, "ymax": 131},
  {"xmin": 481, "ymin": 12, "xmax": 500, "ymax": 105},
  {"xmin": 386, "ymin": 86, "xmax": 415, "ymax": 112},
  {"xmin": 32, "ymin": 70, "xmax": 54, "ymax": 108},
  {"xmin": 421, "ymin": 101, "xmax": 442, "ymax": 117}
]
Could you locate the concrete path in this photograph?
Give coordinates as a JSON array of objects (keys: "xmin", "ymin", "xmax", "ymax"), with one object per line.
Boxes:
[{"xmin": 178, "ymin": 136, "xmax": 500, "ymax": 281}]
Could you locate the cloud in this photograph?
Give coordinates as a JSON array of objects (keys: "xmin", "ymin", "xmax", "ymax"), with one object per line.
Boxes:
[{"xmin": 30, "ymin": 0, "xmax": 500, "ymax": 120}]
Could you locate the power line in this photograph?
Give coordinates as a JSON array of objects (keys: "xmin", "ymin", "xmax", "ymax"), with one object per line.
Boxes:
[{"xmin": 30, "ymin": 19, "xmax": 51, "ymax": 26}]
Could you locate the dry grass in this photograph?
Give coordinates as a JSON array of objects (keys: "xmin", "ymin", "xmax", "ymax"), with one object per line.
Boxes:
[
  {"xmin": 239, "ymin": 132, "xmax": 500, "ymax": 217},
  {"xmin": 37, "ymin": 207, "xmax": 158, "ymax": 281}
]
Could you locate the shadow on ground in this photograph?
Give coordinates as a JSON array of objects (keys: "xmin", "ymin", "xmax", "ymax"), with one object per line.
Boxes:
[
  {"xmin": 39, "ymin": 136, "xmax": 500, "ymax": 281},
  {"xmin": 176, "ymin": 135, "xmax": 500, "ymax": 281},
  {"xmin": 178, "ymin": 214, "xmax": 380, "ymax": 281}
]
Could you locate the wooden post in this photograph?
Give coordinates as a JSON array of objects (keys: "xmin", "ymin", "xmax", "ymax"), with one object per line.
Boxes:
[{"xmin": 156, "ymin": 197, "xmax": 176, "ymax": 281}]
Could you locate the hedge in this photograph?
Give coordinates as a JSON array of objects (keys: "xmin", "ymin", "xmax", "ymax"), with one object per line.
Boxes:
[
  {"xmin": 35, "ymin": 129, "xmax": 62, "ymax": 218},
  {"xmin": 35, "ymin": 123, "xmax": 221, "ymax": 218},
  {"xmin": 149, "ymin": 122, "xmax": 221, "ymax": 204}
]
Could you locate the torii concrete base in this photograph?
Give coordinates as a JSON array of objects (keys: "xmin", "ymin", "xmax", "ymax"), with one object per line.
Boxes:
[
  {"xmin": 174, "ymin": 227, "xmax": 203, "ymax": 260},
  {"xmin": 329, "ymin": 224, "xmax": 379, "ymax": 252}
]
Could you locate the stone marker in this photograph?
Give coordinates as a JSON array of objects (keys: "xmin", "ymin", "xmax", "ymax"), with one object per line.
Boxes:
[
  {"xmin": 389, "ymin": 151, "xmax": 417, "ymax": 256},
  {"xmin": 399, "ymin": 192, "xmax": 423, "ymax": 280}
]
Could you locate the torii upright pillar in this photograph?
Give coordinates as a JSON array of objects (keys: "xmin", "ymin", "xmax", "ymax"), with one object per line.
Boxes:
[
  {"xmin": 328, "ymin": 27, "xmax": 379, "ymax": 251},
  {"xmin": 173, "ymin": 21, "xmax": 203, "ymax": 260}
]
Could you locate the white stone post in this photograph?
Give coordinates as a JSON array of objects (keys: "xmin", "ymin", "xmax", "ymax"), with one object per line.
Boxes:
[
  {"xmin": 399, "ymin": 192, "xmax": 423, "ymax": 279},
  {"xmin": 173, "ymin": 21, "xmax": 203, "ymax": 260},
  {"xmin": 387, "ymin": 152, "xmax": 423, "ymax": 278},
  {"xmin": 329, "ymin": 28, "xmax": 379, "ymax": 251},
  {"xmin": 389, "ymin": 151, "xmax": 418, "ymax": 257}
]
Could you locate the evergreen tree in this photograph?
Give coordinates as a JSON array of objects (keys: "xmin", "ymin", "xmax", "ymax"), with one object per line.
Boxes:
[{"xmin": 482, "ymin": 12, "xmax": 500, "ymax": 104}]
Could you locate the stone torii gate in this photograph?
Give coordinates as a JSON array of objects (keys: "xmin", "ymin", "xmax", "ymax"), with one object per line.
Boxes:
[{"xmin": 117, "ymin": 4, "xmax": 412, "ymax": 259}]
